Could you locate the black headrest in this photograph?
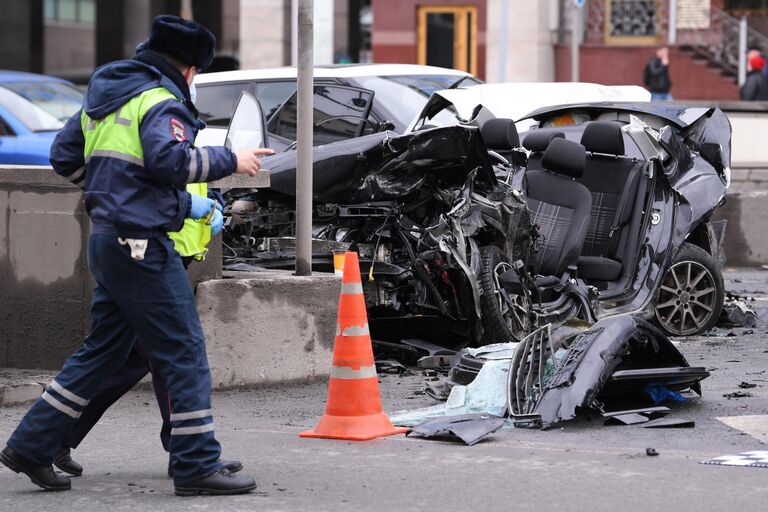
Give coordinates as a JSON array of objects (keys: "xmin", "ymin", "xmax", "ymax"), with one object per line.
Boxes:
[
  {"xmin": 541, "ymin": 138, "xmax": 586, "ymax": 178},
  {"xmin": 480, "ymin": 118, "xmax": 520, "ymax": 150},
  {"xmin": 522, "ymin": 130, "xmax": 565, "ymax": 152},
  {"xmin": 580, "ymin": 121, "xmax": 625, "ymax": 155}
]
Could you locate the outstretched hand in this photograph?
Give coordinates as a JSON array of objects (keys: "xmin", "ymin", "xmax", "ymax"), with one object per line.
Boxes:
[{"xmin": 235, "ymin": 148, "xmax": 275, "ymax": 176}]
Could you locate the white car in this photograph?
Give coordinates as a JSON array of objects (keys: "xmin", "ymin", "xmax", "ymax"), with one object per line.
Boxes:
[
  {"xmin": 408, "ymin": 82, "xmax": 652, "ymax": 133},
  {"xmin": 194, "ymin": 64, "xmax": 479, "ymax": 148}
]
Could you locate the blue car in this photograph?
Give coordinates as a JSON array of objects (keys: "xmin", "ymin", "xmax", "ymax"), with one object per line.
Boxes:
[{"xmin": 0, "ymin": 70, "xmax": 83, "ymax": 165}]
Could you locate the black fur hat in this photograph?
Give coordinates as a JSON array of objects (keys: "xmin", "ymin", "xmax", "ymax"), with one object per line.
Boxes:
[{"xmin": 145, "ymin": 15, "xmax": 216, "ymax": 70}]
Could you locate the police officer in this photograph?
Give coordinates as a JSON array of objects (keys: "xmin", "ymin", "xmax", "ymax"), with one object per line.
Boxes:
[
  {"xmin": 53, "ymin": 186, "xmax": 239, "ymax": 480},
  {"xmin": 0, "ymin": 15, "xmax": 272, "ymax": 495}
]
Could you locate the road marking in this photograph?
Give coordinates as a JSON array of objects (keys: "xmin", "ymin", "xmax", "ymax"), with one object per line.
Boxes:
[{"xmin": 716, "ymin": 415, "xmax": 768, "ymax": 443}]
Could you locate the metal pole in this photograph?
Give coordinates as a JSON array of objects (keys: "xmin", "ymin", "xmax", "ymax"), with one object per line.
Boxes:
[
  {"xmin": 291, "ymin": 0, "xmax": 298, "ymax": 66},
  {"xmin": 498, "ymin": 0, "xmax": 508, "ymax": 82},
  {"xmin": 180, "ymin": 0, "xmax": 192, "ymax": 19},
  {"xmin": 570, "ymin": 2, "xmax": 580, "ymax": 82},
  {"xmin": 738, "ymin": 16, "xmax": 748, "ymax": 87},
  {"xmin": 668, "ymin": 0, "xmax": 677, "ymax": 45},
  {"xmin": 296, "ymin": 0, "xmax": 314, "ymax": 276}
]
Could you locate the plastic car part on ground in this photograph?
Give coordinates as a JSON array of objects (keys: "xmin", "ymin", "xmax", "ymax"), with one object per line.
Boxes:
[
  {"xmin": 513, "ymin": 316, "xmax": 708, "ymax": 428},
  {"xmin": 407, "ymin": 414, "xmax": 506, "ymax": 446},
  {"xmin": 396, "ymin": 315, "xmax": 710, "ymax": 430},
  {"xmin": 718, "ymin": 298, "xmax": 758, "ymax": 328}
]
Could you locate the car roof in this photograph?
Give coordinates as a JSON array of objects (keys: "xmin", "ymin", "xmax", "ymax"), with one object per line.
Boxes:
[
  {"xmin": 195, "ymin": 64, "xmax": 472, "ymax": 85},
  {"xmin": 0, "ymin": 69, "xmax": 73, "ymax": 84}
]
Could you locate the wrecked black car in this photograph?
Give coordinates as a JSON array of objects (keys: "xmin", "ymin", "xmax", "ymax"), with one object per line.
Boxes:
[
  {"xmin": 411, "ymin": 92, "xmax": 731, "ymax": 338},
  {"xmin": 224, "ymin": 123, "xmax": 533, "ymax": 347},
  {"xmin": 222, "ymin": 88, "xmax": 732, "ymax": 347}
]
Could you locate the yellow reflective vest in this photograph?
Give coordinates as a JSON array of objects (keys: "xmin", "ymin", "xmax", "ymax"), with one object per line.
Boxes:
[{"xmin": 168, "ymin": 182, "xmax": 211, "ymax": 261}]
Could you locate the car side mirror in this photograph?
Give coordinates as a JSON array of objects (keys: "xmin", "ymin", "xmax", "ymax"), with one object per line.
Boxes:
[{"xmin": 225, "ymin": 91, "xmax": 267, "ymax": 151}]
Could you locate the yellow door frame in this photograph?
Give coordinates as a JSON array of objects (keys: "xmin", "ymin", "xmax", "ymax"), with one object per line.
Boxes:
[
  {"xmin": 604, "ymin": 0, "xmax": 663, "ymax": 46},
  {"xmin": 417, "ymin": 5, "xmax": 478, "ymax": 75}
]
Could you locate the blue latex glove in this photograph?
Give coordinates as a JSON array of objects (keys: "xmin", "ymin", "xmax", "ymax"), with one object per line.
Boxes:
[
  {"xmin": 189, "ymin": 194, "xmax": 215, "ymax": 220},
  {"xmin": 210, "ymin": 209, "xmax": 224, "ymax": 236}
]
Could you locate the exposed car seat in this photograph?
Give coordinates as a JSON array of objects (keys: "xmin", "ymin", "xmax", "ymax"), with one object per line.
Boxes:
[
  {"xmin": 480, "ymin": 118, "xmax": 524, "ymax": 165},
  {"xmin": 522, "ymin": 130, "xmax": 565, "ymax": 171},
  {"xmin": 576, "ymin": 121, "xmax": 645, "ymax": 283},
  {"xmin": 526, "ymin": 138, "xmax": 592, "ymax": 277}
]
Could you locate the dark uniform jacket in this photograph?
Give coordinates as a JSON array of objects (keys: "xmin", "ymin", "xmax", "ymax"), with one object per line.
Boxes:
[
  {"xmin": 50, "ymin": 53, "xmax": 237, "ymax": 239},
  {"xmin": 740, "ymin": 70, "xmax": 768, "ymax": 101}
]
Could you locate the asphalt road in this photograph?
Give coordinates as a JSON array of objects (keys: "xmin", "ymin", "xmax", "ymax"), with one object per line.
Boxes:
[{"xmin": 0, "ymin": 270, "xmax": 766, "ymax": 511}]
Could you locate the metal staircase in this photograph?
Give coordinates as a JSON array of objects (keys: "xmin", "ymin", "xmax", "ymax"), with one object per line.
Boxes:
[{"xmin": 676, "ymin": 5, "xmax": 768, "ymax": 81}]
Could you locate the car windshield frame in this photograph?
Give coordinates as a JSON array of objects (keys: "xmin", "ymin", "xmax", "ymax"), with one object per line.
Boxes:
[
  {"xmin": 0, "ymin": 80, "xmax": 83, "ymax": 132},
  {"xmin": 348, "ymin": 74, "xmax": 481, "ymax": 131}
]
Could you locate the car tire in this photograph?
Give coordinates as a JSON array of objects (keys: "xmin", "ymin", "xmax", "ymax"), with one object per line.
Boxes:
[
  {"xmin": 478, "ymin": 246, "xmax": 530, "ymax": 344},
  {"xmin": 653, "ymin": 242, "xmax": 724, "ymax": 336}
]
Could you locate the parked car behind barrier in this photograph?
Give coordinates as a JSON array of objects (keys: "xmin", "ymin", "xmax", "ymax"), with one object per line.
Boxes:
[
  {"xmin": 0, "ymin": 70, "xmax": 83, "ymax": 165},
  {"xmin": 194, "ymin": 64, "xmax": 480, "ymax": 149}
]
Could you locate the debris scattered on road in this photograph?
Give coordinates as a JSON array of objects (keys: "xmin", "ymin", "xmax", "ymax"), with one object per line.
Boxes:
[
  {"xmin": 717, "ymin": 298, "xmax": 757, "ymax": 328},
  {"xmin": 723, "ymin": 391, "xmax": 753, "ymax": 399},
  {"xmin": 646, "ymin": 448, "xmax": 659, "ymax": 456},
  {"xmin": 602, "ymin": 407, "xmax": 671, "ymax": 426},
  {"xmin": 375, "ymin": 360, "xmax": 409, "ymax": 375},
  {"xmin": 701, "ymin": 451, "xmax": 768, "ymax": 468},
  {"xmin": 604, "ymin": 413, "xmax": 651, "ymax": 426},
  {"xmin": 417, "ymin": 355, "xmax": 453, "ymax": 369},
  {"xmin": 407, "ymin": 413, "xmax": 506, "ymax": 446},
  {"xmin": 642, "ymin": 417, "xmax": 695, "ymax": 428},
  {"xmin": 390, "ymin": 359, "xmax": 510, "ymax": 427},
  {"xmin": 738, "ymin": 381, "xmax": 757, "ymax": 389}
]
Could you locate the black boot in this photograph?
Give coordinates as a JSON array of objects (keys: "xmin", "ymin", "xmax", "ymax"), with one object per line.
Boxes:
[
  {"xmin": 168, "ymin": 458, "xmax": 243, "ymax": 478},
  {"xmin": 174, "ymin": 468, "xmax": 256, "ymax": 496},
  {"xmin": 0, "ymin": 447, "xmax": 71, "ymax": 491},
  {"xmin": 53, "ymin": 447, "xmax": 83, "ymax": 477}
]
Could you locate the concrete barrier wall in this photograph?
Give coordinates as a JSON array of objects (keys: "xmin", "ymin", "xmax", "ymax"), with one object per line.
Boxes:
[
  {"xmin": 0, "ymin": 166, "xmax": 266, "ymax": 370},
  {"xmin": 0, "ymin": 167, "xmax": 92, "ymax": 369},
  {"xmin": 197, "ymin": 271, "xmax": 339, "ymax": 388}
]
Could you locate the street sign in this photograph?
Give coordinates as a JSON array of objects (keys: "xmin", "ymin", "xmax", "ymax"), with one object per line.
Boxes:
[{"xmin": 574, "ymin": 0, "xmax": 585, "ymax": 7}]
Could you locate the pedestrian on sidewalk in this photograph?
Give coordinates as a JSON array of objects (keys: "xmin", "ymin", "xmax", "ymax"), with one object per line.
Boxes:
[
  {"xmin": 741, "ymin": 54, "xmax": 768, "ymax": 101},
  {"xmin": 644, "ymin": 47, "xmax": 673, "ymax": 101},
  {"xmin": 0, "ymin": 15, "xmax": 272, "ymax": 495}
]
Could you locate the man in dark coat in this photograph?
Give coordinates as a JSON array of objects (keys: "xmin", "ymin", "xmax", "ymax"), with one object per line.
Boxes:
[
  {"xmin": 741, "ymin": 54, "xmax": 768, "ymax": 101},
  {"xmin": 644, "ymin": 47, "xmax": 672, "ymax": 101}
]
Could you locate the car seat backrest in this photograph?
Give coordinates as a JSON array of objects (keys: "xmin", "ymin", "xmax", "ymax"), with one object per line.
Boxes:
[
  {"xmin": 577, "ymin": 122, "xmax": 644, "ymax": 260},
  {"xmin": 526, "ymin": 138, "xmax": 592, "ymax": 276},
  {"xmin": 580, "ymin": 121, "xmax": 625, "ymax": 156},
  {"xmin": 541, "ymin": 137, "xmax": 586, "ymax": 179},
  {"xmin": 481, "ymin": 118, "xmax": 520, "ymax": 150},
  {"xmin": 522, "ymin": 130, "xmax": 565, "ymax": 171}
]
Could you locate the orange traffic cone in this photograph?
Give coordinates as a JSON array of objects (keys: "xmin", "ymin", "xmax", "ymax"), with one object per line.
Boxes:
[{"xmin": 300, "ymin": 251, "xmax": 408, "ymax": 441}]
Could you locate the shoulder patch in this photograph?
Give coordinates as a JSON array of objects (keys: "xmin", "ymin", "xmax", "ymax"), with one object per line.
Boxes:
[{"xmin": 169, "ymin": 118, "xmax": 187, "ymax": 142}]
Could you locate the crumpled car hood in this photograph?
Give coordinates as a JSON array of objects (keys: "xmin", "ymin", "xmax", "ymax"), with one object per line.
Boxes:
[{"xmin": 261, "ymin": 126, "xmax": 496, "ymax": 203}]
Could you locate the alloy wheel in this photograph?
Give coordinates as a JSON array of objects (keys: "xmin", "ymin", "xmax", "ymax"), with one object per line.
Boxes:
[{"xmin": 654, "ymin": 260, "xmax": 718, "ymax": 336}]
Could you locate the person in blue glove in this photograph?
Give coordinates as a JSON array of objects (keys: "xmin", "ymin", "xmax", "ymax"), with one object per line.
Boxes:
[
  {"xmin": 51, "ymin": 187, "xmax": 235, "ymax": 482},
  {"xmin": 0, "ymin": 15, "xmax": 272, "ymax": 495}
]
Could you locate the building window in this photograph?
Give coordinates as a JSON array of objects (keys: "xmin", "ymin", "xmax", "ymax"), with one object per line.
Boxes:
[
  {"xmin": 44, "ymin": 0, "xmax": 95, "ymax": 25},
  {"xmin": 604, "ymin": 0, "xmax": 661, "ymax": 45},
  {"xmin": 417, "ymin": 6, "xmax": 477, "ymax": 75}
]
